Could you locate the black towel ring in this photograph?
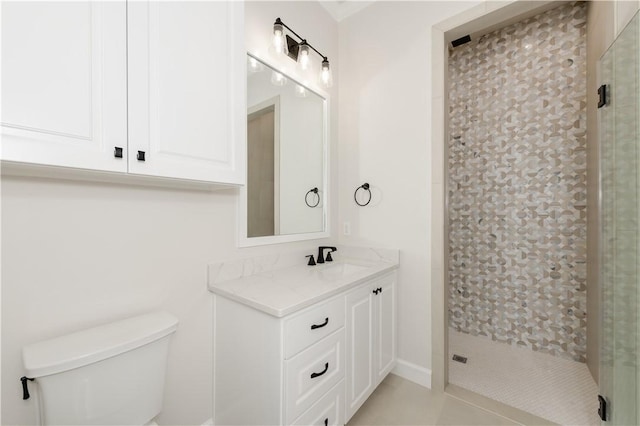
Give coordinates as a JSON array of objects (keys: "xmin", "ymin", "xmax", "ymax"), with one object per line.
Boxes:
[
  {"xmin": 305, "ymin": 187, "xmax": 320, "ymax": 208},
  {"xmin": 354, "ymin": 183, "xmax": 371, "ymax": 206}
]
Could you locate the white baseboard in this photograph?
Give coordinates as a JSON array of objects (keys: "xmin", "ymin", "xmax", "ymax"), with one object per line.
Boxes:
[{"xmin": 392, "ymin": 358, "xmax": 432, "ymax": 389}]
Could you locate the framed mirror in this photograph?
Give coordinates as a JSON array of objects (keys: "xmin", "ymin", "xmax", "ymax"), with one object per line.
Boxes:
[{"xmin": 239, "ymin": 53, "xmax": 329, "ymax": 246}]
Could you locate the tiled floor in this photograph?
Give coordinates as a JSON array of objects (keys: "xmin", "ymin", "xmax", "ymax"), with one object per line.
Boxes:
[
  {"xmin": 449, "ymin": 330, "xmax": 599, "ymax": 425},
  {"xmin": 347, "ymin": 374, "xmax": 518, "ymax": 426}
]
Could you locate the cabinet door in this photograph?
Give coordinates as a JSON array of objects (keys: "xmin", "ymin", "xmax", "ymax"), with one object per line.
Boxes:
[
  {"xmin": 345, "ymin": 284, "xmax": 375, "ymax": 421},
  {"xmin": 1, "ymin": 1, "xmax": 127, "ymax": 172},
  {"xmin": 127, "ymin": 1, "xmax": 245, "ymax": 184},
  {"xmin": 374, "ymin": 276, "xmax": 396, "ymax": 384}
]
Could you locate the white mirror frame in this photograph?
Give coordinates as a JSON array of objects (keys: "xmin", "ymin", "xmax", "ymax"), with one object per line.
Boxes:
[{"xmin": 238, "ymin": 53, "xmax": 330, "ymax": 247}]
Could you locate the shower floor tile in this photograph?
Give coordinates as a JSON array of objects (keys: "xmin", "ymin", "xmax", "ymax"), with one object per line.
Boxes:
[{"xmin": 449, "ymin": 330, "xmax": 599, "ymax": 426}]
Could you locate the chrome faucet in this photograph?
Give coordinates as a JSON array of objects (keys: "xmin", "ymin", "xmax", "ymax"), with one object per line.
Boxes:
[{"xmin": 317, "ymin": 246, "xmax": 337, "ymax": 264}]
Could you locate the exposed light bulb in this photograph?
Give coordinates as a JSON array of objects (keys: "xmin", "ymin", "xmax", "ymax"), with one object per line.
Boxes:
[
  {"xmin": 270, "ymin": 70, "xmax": 287, "ymax": 86},
  {"xmin": 319, "ymin": 59, "xmax": 333, "ymax": 88},
  {"xmin": 298, "ymin": 43, "xmax": 311, "ymax": 71},
  {"xmin": 272, "ymin": 22, "xmax": 285, "ymax": 55}
]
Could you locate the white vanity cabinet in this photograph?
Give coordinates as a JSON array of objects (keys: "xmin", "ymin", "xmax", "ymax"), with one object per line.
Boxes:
[
  {"xmin": 213, "ymin": 270, "xmax": 397, "ymax": 426},
  {"xmin": 214, "ymin": 294, "xmax": 346, "ymax": 426},
  {"xmin": 1, "ymin": 1, "xmax": 245, "ymax": 185},
  {"xmin": 345, "ymin": 272, "xmax": 396, "ymax": 421}
]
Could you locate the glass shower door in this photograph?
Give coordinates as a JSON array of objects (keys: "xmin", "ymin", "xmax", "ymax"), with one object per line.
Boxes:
[{"xmin": 599, "ymin": 10, "xmax": 640, "ymax": 425}]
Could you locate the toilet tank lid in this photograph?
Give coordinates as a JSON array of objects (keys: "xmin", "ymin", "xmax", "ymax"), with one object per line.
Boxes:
[{"xmin": 22, "ymin": 311, "xmax": 178, "ymax": 378}]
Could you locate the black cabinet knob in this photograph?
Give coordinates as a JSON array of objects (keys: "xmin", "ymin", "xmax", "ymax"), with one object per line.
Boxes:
[
  {"xmin": 114, "ymin": 147, "xmax": 123, "ymax": 158},
  {"xmin": 137, "ymin": 151, "xmax": 146, "ymax": 161}
]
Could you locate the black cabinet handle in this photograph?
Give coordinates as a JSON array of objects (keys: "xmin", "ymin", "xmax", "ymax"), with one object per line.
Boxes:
[
  {"xmin": 324, "ymin": 418, "xmax": 328, "ymax": 426},
  {"xmin": 378, "ymin": 287, "xmax": 382, "ymax": 293},
  {"xmin": 310, "ymin": 362, "xmax": 329, "ymax": 379},
  {"xmin": 373, "ymin": 289, "xmax": 379, "ymax": 295},
  {"xmin": 137, "ymin": 150, "xmax": 146, "ymax": 161},
  {"xmin": 114, "ymin": 147, "xmax": 123, "ymax": 158},
  {"xmin": 311, "ymin": 317, "xmax": 329, "ymax": 330},
  {"xmin": 598, "ymin": 395, "xmax": 607, "ymax": 421}
]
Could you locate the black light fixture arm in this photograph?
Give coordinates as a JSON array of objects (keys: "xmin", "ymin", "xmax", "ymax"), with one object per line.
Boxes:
[{"xmin": 274, "ymin": 17, "xmax": 328, "ymax": 61}]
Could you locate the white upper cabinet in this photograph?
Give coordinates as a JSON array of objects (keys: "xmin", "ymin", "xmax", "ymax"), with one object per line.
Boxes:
[
  {"xmin": 1, "ymin": 1, "xmax": 245, "ymax": 185},
  {"xmin": 1, "ymin": 1, "xmax": 128, "ymax": 172},
  {"xmin": 127, "ymin": 1, "xmax": 245, "ymax": 184}
]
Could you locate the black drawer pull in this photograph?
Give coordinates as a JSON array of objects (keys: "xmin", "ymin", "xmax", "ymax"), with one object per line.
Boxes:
[
  {"xmin": 114, "ymin": 147, "xmax": 123, "ymax": 158},
  {"xmin": 311, "ymin": 317, "xmax": 329, "ymax": 330},
  {"xmin": 310, "ymin": 362, "xmax": 329, "ymax": 379},
  {"xmin": 137, "ymin": 150, "xmax": 146, "ymax": 161},
  {"xmin": 372, "ymin": 289, "xmax": 378, "ymax": 295},
  {"xmin": 324, "ymin": 418, "xmax": 328, "ymax": 426}
]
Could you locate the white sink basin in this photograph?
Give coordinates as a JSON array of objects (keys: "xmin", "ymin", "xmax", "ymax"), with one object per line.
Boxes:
[{"xmin": 317, "ymin": 262, "xmax": 370, "ymax": 280}]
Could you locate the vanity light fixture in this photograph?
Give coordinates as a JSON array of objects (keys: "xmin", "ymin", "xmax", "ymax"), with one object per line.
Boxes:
[{"xmin": 272, "ymin": 17, "xmax": 333, "ymax": 88}]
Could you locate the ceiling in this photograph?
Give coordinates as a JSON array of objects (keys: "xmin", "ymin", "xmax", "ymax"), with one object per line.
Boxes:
[{"xmin": 318, "ymin": 0, "xmax": 375, "ymax": 22}]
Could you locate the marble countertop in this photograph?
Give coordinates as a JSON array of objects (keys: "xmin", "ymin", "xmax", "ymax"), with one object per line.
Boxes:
[{"xmin": 207, "ymin": 247, "xmax": 399, "ymax": 317}]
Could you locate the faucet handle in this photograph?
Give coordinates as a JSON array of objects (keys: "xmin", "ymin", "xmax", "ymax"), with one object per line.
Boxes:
[
  {"xmin": 326, "ymin": 251, "xmax": 334, "ymax": 262},
  {"xmin": 306, "ymin": 255, "xmax": 316, "ymax": 266}
]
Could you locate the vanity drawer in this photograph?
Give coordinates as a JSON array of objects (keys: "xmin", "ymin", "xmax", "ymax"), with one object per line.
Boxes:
[
  {"xmin": 291, "ymin": 380, "xmax": 344, "ymax": 426},
  {"xmin": 284, "ymin": 296, "xmax": 345, "ymax": 359},
  {"xmin": 285, "ymin": 329, "xmax": 345, "ymax": 422}
]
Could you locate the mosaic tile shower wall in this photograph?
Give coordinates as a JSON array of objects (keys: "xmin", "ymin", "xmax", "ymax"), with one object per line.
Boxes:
[{"xmin": 447, "ymin": 2, "xmax": 587, "ymax": 362}]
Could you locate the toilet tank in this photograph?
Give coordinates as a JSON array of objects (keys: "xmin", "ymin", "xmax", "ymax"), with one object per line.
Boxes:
[{"xmin": 22, "ymin": 311, "xmax": 178, "ymax": 425}]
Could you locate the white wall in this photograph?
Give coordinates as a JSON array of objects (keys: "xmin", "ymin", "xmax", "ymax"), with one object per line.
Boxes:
[
  {"xmin": 615, "ymin": 0, "xmax": 640, "ymax": 37},
  {"xmin": 0, "ymin": 2, "xmax": 338, "ymax": 425},
  {"xmin": 338, "ymin": 1, "xmax": 481, "ymax": 385}
]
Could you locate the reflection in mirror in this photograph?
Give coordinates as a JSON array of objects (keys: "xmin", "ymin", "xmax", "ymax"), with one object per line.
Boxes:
[{"xmin": 246, "ymin": 54, "xmax": 326, "ymax": 239}]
